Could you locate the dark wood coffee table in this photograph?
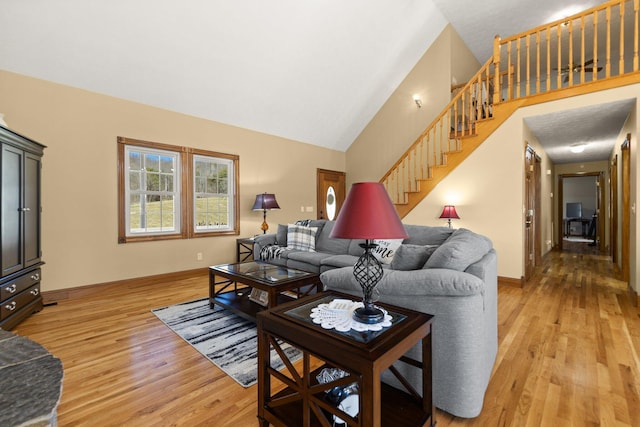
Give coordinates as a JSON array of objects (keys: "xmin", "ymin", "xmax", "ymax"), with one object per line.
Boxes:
[
  {"xmin": 256, "ymin": 291, "xmax": 435, "ymax": 427},
  {"xmin": 209, "ymin": 261, "xmax": 320, "ymax": 322}
]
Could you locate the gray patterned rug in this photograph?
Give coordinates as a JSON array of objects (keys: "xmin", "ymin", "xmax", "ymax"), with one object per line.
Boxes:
[{"xmin": 151, "ymin": 298, "xmax": 301, "ymax": 387}]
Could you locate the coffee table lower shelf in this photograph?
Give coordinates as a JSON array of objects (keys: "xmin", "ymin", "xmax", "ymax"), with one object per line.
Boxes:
[{"xmin": 210, "ymin": 289, "xmax": 296, "ymax": 321}]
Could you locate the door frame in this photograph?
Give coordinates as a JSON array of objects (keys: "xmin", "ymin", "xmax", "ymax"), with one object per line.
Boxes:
[
  {"xmin": 557, "ymin": 172, "xmax": 604, "ymax": 251},
  {"xmin": 316, "ymin": 169, "xmax": 346, "ymax": 221},
  {"xmin": 524, "ymin": 144, "xmax": 541, "ymax": 280}
]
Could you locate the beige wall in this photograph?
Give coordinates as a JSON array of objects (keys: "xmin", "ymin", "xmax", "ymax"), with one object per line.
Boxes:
[
  {"xmin": 0, "ymin": 70, "xmax": 345, "ymax": 291},
  {"xmin": 346, "ymin": 25, "xmax": 480, "ymax": 185}
]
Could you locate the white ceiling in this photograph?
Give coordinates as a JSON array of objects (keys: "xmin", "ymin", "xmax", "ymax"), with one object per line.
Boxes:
[
  {"xmin": 0, "ymin": 0, "xmax": 633, "ymax": 159},
  {"xmin": 524, "ymin": 99, "xmax": 634, "ymax": 164}
]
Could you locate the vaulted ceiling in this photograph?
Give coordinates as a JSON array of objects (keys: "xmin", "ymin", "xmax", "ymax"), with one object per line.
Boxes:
[{"xmin": 0, "ymin": 0, "xmax": 630, "ymax": 160}]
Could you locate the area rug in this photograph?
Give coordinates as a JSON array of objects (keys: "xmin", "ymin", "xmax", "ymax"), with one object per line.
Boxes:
[{"xmin": 151, "ymin": 298, "xmax": 301, "ymax": 387}]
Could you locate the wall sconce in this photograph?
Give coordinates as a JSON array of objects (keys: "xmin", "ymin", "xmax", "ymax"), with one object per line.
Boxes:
[
  {"xmin": 413, "ymin": 94, "xmax": 422, "ymax": 108},
  {"xmin": 439, "ymin": 205, "xmax": 460, "ymax": 228},
  {"xmin": 252, "ymin": 193, "xmax": 280, "ymax": 234}
]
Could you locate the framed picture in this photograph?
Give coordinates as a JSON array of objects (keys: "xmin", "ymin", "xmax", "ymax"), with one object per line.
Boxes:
[{"xmin": 249, "ymin": 288, "xmax": 269, "ymax": 306}]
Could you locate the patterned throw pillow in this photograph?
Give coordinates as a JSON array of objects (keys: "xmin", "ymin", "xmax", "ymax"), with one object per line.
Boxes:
[
  {"xmin": 286, "ymin": 224, "xmax": 318, "ymax": 252},
  {"xmin": 371, "ymin": 239, "xmax": 403, "ymax": 264}
]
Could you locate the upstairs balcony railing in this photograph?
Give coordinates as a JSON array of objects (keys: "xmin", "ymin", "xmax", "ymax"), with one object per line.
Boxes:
[{"xmin": 382, "ymin": 0, "xmax": 639, "ymax": 208}]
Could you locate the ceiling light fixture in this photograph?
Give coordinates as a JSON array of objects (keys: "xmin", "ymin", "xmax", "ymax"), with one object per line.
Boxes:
[
  {"xmin": 569, "ymin": 143, "xmax": 586, "ymax": 153},
  {"xmin": 413, "ymin": 94, "xmax": 422, "ymax": 108}
]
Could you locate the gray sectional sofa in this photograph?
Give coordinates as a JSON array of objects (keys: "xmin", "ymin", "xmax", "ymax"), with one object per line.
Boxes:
[{"xmin": 252, "ymin": 219, "xmax": 497, "ymax": 418}]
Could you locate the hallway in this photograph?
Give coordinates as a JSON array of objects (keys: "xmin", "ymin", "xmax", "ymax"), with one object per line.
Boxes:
[{"xmin": 437, "ymin": 242, "xmax": 640, "ymax": 425}]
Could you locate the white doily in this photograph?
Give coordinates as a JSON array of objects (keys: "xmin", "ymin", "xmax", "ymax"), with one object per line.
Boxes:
[{"xmin": 310, "ymin": 299, "xmax": 393, "ymax": 332}]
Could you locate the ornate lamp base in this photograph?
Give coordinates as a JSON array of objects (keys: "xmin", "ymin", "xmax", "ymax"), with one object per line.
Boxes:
[
  {"xmin": 352, "ymin": 240, "xmax": 385, "ymax": 324},
  {"xmin": 353, "ymin": 305, "xmax": 385, "ymax": 324}
]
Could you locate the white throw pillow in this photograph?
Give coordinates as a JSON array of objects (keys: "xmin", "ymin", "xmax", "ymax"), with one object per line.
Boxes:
[
  {"xmin": 286, "ymin": 224, "xmax": 318, "ymax": 252},
  {"xmin": 371, "ymin": 239, "xmax": 403, "ymax": 264}
]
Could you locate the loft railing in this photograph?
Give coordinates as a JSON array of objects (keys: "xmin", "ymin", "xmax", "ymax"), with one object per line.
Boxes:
[
  {"xmin": 382, "ymin": 0, "xmax": 639, "ymax": 208},
  {"xmin": 493, "ymin": 0, "xmax": 639, "ymax": 102}
]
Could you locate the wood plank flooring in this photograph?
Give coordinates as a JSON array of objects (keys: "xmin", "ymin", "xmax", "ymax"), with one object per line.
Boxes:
[{"xmin": 12, "ymin": 243, "xmax": 640, "ymax": 426}]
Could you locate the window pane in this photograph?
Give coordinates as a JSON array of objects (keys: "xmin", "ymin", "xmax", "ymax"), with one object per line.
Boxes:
[
  {"xmin": 129, "ymin": 152, "xmax": 141, "ymax": 170},
  {"xmin": 146, "ymin": 171, "xmax": 160, "ymax": 191},
  {"xmin": 207, "ymin": 177, "xmax": 218, "ymax": 193},
  {"xmin": 144, "ymin": 153, "xmax": 159, "ymax": 172},
  {"xmin": 129, "ymin": 194, "xmax": 142, "ymax": 230},
  {"xmin": 196, "ymin": 176, "xmax": 206, "ymax": 193},
  {"xmin": 160, "ymin": 196, "xmax": 175, "ymax": 230},
  {"xmin": 129, "ymin": 171, "xmax": 140, "ymax": 191},
  {"xmin": 160, "ymin": 155, "xmax": 174, "ymax": 173},
  {"xmin": 160, "ymin": 174, "xmax": 174, "ymax": 192}
]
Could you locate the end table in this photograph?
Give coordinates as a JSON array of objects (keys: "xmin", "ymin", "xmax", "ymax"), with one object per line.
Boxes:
[
  {"xmin": 236, "ymin": 237, "xmax": 255, "ymax": 262},
  {"xmin": 257, "ymin": 291, "xmax": 435, "ymax": 427}
]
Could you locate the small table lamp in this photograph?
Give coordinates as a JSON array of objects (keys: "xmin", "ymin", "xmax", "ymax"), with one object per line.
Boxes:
[
  {"xmin": 330, "ymin": 182, "xmax": 408, "ymax": 324},
  {"xmin": 439, "ymin": 205, "xmax": 460, "ymax": 228},
  {"xmin": 252, "ymin": 193, "xmax": 280, "ymax": 234}
]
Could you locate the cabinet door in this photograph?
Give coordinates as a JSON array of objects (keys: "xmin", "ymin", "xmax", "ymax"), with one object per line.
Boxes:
[
  {"xmin": 24, "ymin": 152, "xmax": 41, "ymax": 267},
  {"xmin": 1, "ymin": 143, "xmax": 23, "ymax": 277}
]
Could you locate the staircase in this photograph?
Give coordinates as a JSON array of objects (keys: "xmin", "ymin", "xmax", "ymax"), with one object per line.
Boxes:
[{"xmin": 383, "ymin": 0, "xmax": 640, "ymax": 218}]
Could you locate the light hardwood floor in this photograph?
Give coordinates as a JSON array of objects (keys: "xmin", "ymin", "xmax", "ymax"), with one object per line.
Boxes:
[{"xmin": 13, "ymin": 243, "xmax": 640, "ymax": 426}]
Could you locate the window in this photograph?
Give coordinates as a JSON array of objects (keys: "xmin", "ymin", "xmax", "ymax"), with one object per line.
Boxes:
[{"xmin": 118, "ymin": 137, "xmax": 239, "ymax": 243}]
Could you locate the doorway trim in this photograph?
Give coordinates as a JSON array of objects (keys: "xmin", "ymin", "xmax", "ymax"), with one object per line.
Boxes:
[{"xmin": 557, "ymin": 172, "xmax": 604, "ymax": 252}]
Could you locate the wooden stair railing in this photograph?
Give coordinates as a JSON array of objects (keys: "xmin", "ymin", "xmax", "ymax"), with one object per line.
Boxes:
[{"xmin": 383, "ymin": 0, "xmax": 640, "ymax": 217}]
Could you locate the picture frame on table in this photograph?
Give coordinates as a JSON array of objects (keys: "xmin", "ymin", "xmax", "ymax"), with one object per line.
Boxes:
[{"xmin": 249, "ymin": 288, "xmax": 269, "ymax": 306}]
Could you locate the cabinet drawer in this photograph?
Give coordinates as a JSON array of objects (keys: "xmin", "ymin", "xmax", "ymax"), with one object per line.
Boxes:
[
  {"xmin": 1, "ymin": 268, "xmax": 41, "ymax": 301},
  {"xmin": 1, "ymin": 284, "xmax": 40, "ymax": 320}
]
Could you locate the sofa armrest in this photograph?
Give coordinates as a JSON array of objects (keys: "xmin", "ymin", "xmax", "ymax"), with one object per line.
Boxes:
[
  {"xmin": 252, "ymin": 234, "xmax": 278, "ymax": 260},
  {"xmin": 321, "ymin": 266, "xmax": 484, "ymax": 297}
]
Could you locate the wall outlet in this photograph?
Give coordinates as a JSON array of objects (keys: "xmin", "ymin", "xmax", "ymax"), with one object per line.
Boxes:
[
  {"xmin": 196, "ymin": 252, "xmax": 203, "ymax": 261},
  {"xmin": 300, "ymin": 206, "xmax": 305, "ymax": 212}
]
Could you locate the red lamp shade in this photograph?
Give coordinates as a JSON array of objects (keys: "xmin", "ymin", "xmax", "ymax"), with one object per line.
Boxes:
[
  {"xmin": 252, "ymin": 193, "xmax": 280, "ymax": 211},
  {"xmin": 330, "ymin": 182, "xmax": 408, "ymax": 240},
  {"xmin": 439, "ymin": 205, "xmax": 460, "ymax": 220}
]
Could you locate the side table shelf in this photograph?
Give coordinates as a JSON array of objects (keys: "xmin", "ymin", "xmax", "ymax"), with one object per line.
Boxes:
[{"xmin": 257, "ymin": 292, "xmax": 435, "ymax": 427}]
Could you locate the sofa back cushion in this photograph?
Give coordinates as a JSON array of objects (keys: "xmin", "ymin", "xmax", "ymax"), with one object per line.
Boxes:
[
  {"xmin": 314, "ymin": 221, "xmax": 351, "ymax": 254},
  {"xmin": 424, "ymin": 228, "xmax": 493, "ymax": 271},
  {"xmin": 390, "ymin": 244, "xmax": 438, "ymax": 270},
  {"xmin": 402, "ymin": 224, "xmax": 453, "ymax": 246}
]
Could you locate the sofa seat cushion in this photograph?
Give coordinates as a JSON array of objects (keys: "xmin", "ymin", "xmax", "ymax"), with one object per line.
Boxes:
[
  {"xmin": 286, "ymin": 250, "xmax": 334, "ymax": 266},
  {"xmin": 321, "ymin": 266, "xmax": 485, "ymax": 297},
  {"xmin": 425, "ymin": 228, "xmax": 493, "ymax": 272},
  {"xmin": 320, "ymin": 254, "xmax": 360, "ymax": 269}
]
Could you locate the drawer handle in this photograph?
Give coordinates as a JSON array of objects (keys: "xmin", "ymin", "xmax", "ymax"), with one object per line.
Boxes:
[
  {"xmin": 30, "ymin": 288, "xmax": 39, "ymax": 296},
  {"xmin": 5, "ymin": 284, "xmax": 17, "ymax": 293},
  {"xmin": 5, "ymin": 302, "xmax": 16, "ymax": 311},
  {"xmin": 30, "ymin": 273, "xmax": 40, "ymax": 281}
]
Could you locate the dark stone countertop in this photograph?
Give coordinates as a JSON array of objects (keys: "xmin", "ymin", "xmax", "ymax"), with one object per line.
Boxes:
[{"xmin": 0, "ymin": 329, "xmax": 64, "ymax": 427}]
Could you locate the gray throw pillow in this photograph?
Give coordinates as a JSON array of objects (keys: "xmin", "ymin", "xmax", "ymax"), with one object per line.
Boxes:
[
  {"xmin": 276, "ymin": 224, "xmax": 288, "ymax": 246},
  {"xmin": 391, "ymin": 244, "xmax": 437, "ymax": 271},
  {"xmin": 424, "ymin": 228, "xmax": 492, "ymax": 271}
]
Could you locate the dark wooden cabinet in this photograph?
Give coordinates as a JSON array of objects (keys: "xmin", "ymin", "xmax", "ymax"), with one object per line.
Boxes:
[{"xmin": 0, "ymin": 125, "xmax": 45, "ymax": 329}]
